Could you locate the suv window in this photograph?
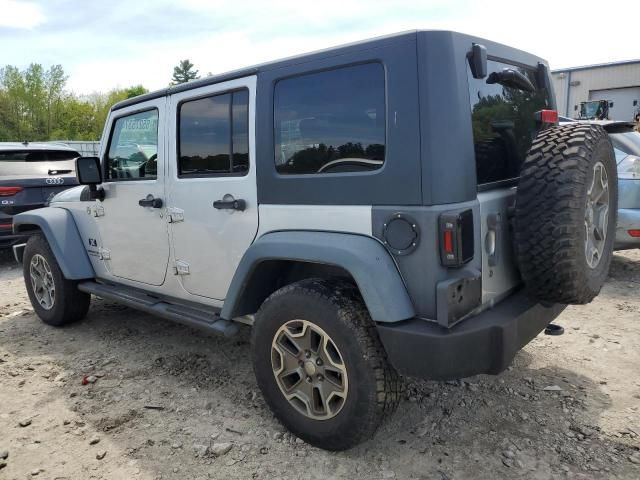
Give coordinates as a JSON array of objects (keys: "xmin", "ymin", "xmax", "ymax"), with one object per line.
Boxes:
[
  {"xmin": 178, "ymin": 89, "xmax": 249, "ymax": 177},
  {"xmin": 0, "ymin": 149, "xmax": 79, "ymax": 162},
  {"xmin": 106, "ymin": 109, "xmax": 159, "ymax": 181},
  {"xmin": 467, "ymin": 60, "xmax": 551, "ymax": 186},
  {"xmin": 274, "ymin": 63, "xmax": 385, "ymax": 175}
]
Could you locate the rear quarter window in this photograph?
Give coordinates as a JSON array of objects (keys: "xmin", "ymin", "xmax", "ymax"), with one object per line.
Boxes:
[
  {"xmin": 274, "ymin": 62, "xmax": 386, "ymax": 175},
  {"xmin": 467, "ymin": 60, "xmax": 551, "ymax": 187}
]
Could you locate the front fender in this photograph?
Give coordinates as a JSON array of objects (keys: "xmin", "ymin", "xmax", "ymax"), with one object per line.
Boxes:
[
  {"xmin": 12, "ymin": 207, "xmax": 94, "ymax": 280},
  {"xmin": 221, "ymin": 231, "xmax": 415, "ymax": 323}
]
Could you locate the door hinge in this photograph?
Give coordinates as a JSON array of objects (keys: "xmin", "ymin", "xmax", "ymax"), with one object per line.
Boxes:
[
  {"xmin": 87, "ymin": 204, "xmax": 105, "ymax": 217},
  {"xmin": 98, "ymin": 247, "xmax": 111, "ymax": 260},
  {"xmin": 173, "ymin": 260, "xmax": 190, "ymax": 275},
  {"xmin": 166, "ymin": 207, "xmax": 184, "ymax": 223}
]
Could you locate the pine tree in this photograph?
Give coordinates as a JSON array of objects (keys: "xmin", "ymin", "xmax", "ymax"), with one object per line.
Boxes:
[{"xmin": 171, "ymin": 59, "xmax": 200, "ymax": 85}]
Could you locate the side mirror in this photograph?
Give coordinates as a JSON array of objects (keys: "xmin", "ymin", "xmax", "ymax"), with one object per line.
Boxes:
[
  {"xmin": 76, "ymin": 157, "xmax": 105, "ymax": 201},
  {"xmin": 468, "ymin": 43, "xmax": 487, "ymax": 79}
]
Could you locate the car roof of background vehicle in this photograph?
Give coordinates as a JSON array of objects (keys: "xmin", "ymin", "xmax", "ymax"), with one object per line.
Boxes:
[
  {"xmin": 0, "ymin": 142, "xmax": 79, "ymax": 152},
  {"xmin": 111, "ymin": 30, "xmax": 549, "ymax": 113},
  {"xmin": 574, "ymin": 120, "xmax": 636, "ymax": 134}
]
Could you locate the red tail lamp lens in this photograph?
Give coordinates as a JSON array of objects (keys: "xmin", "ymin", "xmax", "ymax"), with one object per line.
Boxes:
[{"xmin": 0, "ymin": 186, "xmax": 23, "ymax": 197}]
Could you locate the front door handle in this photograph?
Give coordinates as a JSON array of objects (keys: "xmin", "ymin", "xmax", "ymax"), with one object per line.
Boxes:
[
  {"xmin": 213, "ymin": 197, "xmax": 246, "ymax": 211},
  {"xmin": 138, "ymin": 195, "xmax": 163, "ymax": 208}
]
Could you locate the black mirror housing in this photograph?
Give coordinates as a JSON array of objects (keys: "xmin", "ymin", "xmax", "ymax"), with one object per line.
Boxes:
[
  {"xmin": 76, "ymin": 157, "xmax": 104, "ymax": 201},
  {"xmin": 469, "ymin": 43, "xmax": 487, "ymax": 79},
  {"xmin": 76, "ymin": 156, "xmax": 102, "ymax": 185}
]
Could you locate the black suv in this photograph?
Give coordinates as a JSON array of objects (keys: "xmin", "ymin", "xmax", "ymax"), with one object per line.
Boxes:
[{"xmin": 0, "ymin": 142, "xmax": 79, "ymax": 248}]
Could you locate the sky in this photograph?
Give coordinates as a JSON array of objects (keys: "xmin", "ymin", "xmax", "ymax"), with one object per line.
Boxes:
[{"xmin": 1, "ymin": 0, "xmax": 638, "ymax": 95}]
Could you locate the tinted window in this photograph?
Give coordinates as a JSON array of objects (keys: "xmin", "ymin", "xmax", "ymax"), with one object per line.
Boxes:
[
  {"xmin": 0, "ymin": 149, "xmax": 79, "ymax": 162},
  {"xmin": 467, "ymin": 60, "xmax": 551, "ymax": 186},
  {"xmin": 274, "ymin": 63, "xmax": 385, "ymax": 175},
  {"xmin": 178, "ymin": 89, "xmax": 249, "ymax": 177},
  {"xmin": 106, "ymin": 109, "xmax": 159, "ymax": 180}
]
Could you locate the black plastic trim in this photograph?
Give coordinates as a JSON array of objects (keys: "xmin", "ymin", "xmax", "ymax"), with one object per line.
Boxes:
[{"xmin": 376, "ymin": 290, "xmax": 566, "ymax": 380}]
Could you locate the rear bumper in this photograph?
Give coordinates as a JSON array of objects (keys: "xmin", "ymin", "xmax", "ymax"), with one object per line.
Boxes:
[
  {"xmin": 376, "ymin": 291, "xmax": 566, "ymax": 380},
  {"xmin": 615, "ymin": 208, "xmax": 640, "ymax": 250}
]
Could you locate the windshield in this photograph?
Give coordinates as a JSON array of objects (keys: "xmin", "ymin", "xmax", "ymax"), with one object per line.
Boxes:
[
  {"xmin": 610, "ymin": 131, "xmax": 640, "ymax": 157},
  {"xmin": 580, "ymin": 102, "xmax": 605, "ymax": 119},
  {"xmin": 0, "ymin": 150, "xmax": 79, "ymax": 162}
]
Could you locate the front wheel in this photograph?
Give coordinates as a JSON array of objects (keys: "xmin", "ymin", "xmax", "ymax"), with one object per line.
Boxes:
[
  {"xmin": 23, "ymin": 235, "xmax": 91, "ymax": 326},
  {"xmin": 251, "ymin": 278, "xmax": 402, "ymax": 451}
]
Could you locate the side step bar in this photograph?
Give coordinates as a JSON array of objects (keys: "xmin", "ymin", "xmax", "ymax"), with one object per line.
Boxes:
[{"xmin": 78, "ymin": 281, "xmax": 240, "ymax": 337}]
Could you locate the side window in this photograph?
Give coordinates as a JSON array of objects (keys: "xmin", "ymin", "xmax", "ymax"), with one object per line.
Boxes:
[
  {"xmin": 178, "ymin": 89, "xmax": 249, "ymax": 177},
  {"xmin": 274, "ymin": 63, "xmax": 385, "ymax": 175},
  {"xmin": 106, "ymin": 109, "xmax": 159, "ymax": 181}
]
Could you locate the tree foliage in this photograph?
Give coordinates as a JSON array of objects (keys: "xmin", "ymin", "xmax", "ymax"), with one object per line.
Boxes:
[
  {"xmin": 0, "ymin": 63, "xmax": 148, "ymax": 141},
  {"xmin": 171, "ymin": 59, "xmax": 199, "ymax": 85}
]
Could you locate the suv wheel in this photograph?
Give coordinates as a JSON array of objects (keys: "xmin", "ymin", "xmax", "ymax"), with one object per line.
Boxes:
[
  {"xmin": 515, "ymin": 123, "xmax": 618, "ymax": 305},
  {"xmin": 23, "ymin": 235, "xmax": 91, "ymax": 326},
  {"xmin": 251, "ymin": 278, "xmax": 402, "ymax": 450}
]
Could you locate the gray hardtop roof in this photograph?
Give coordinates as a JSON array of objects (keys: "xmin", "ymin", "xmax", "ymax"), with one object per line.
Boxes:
[
  {"xmin": 112, "ymin": 30, "xmax": 549, "ymax": 112},
  {"xmin": 0, "ymin": 141, "xmax": 79, "ymax": 152}
]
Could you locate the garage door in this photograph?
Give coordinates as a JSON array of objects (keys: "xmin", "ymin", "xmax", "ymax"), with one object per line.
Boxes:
[{"xmin": 590, "ymin": 87, "xmax": 640, "ymax": 121}]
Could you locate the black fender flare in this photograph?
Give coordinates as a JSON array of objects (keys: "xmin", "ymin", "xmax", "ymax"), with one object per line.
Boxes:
[
  {"xmin": 221, "ymin": 231, "xmax": 415, "ymax": 323},
  {"xmin": 12, "ymin": 207, "xmax": 94, "ymax": 280}
]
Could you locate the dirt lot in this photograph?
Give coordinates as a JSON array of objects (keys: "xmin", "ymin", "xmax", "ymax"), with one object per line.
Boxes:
[{"xmin": 0, "ymin": 249, "xmax": 639, "ymax": 480}]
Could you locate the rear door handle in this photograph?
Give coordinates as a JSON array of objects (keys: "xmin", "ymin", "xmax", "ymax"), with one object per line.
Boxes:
[
  {"xmin": 138, "ymin": 195, "xmax": 163, "ymax": 208},
  {"xmin": 213, "ymin": 198, "xmax": 246, "ymax": 211}
]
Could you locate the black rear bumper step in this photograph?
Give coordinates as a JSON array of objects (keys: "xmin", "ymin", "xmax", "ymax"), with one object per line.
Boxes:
[
  {"xmin": 376, "ymin": 290, "xmax": 566, "ymax": 381},
  {"xmin": 78, "ymin": 281, "xmax": 239, "ymax": 337}
]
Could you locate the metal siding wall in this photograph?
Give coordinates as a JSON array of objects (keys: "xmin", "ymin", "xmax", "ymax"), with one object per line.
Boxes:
[{"xmin": 552, "ymin": 63, "xmax": 640, "ymax": 117}]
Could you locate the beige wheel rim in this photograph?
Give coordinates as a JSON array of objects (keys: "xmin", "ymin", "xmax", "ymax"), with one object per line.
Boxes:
[
  {"xmin": 271, "ymin": 319, "xmax": 348, "ymax": 420},
  {"xmin": 30, "ymin": 254, "xmax": 55, "ymax": 310}
]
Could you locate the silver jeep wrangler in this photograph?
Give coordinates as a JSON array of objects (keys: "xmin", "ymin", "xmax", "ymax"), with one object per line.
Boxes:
[{"xmin": 12, "ymin": 31, "xmax": 617, "ymax": 450}]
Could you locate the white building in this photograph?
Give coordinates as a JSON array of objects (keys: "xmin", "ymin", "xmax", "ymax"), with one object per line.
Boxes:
[{"xmin": 552, "ymin": 59, "xmax": 640, "ymax": 121}]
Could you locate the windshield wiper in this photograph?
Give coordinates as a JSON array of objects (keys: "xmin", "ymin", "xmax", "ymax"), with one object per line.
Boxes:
[{"xmin": 487, "ymin": 68, "xmax": 535, "ymax": 93}]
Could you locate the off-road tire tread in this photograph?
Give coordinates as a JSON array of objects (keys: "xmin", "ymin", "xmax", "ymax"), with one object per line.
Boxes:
[
  {"xmin": 252, "ymin": 278, "xmax": 402, "ymax": 450},
  {"xmin": 515, "ymin": 123, "xmax": 617, "ymax": 304},
  {"xmin": 23, "ymin": 234, "xmax": 91, "ymax": 326}
]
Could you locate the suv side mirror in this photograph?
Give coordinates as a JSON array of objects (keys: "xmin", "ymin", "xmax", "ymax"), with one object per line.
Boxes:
[
  {"xmin": 76, "ymin": 157, "xmax": 105, "ymax": 200},
  {"xmin": 469, "ymin": 43, "xmax": 487, "ymax": 79}
]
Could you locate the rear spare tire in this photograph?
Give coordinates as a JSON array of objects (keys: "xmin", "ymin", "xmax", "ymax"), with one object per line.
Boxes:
[{"xmin": 515, "ymin": 123, "xmax": 617, "ymax": 305}]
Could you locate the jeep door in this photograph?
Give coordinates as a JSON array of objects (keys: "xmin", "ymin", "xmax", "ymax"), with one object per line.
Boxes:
[
  {"xmin": 94, "ymin": 99, "xmax": 170, "ymax": 286},
  {"xmin": 167, "ymin": 76, "xmax": 258, "ymax": 300}
]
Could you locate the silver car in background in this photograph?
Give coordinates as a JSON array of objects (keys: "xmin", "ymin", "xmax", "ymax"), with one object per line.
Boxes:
[{"xmin": 611, "ymin": 130, "xmax": 640, "ymax": 249}]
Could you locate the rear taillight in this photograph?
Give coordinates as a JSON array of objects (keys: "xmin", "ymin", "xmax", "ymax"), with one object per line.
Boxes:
[
  {"xmin": 628, "ymin": 229, "xmax": 640, "ymax": 238},
  {"xmin": 0, "ymin": 186, "xmax": 23, "ymax": 197},
  {"xmin": 439, "ymin": 210, "xmax": 474, "ymax": 267},
  {"xmin": 0, "ymin": 222, "xmax": 12, "ymax": 230}
]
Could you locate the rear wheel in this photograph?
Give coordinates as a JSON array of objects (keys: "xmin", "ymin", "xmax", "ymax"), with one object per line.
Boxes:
[
  {"xmin": 251, "ymin": 278, "xmax": 402, "ymax": 450},
  {"xmin": 23, "ymin": 235, "xmax": 91, "ymax": 326},
  {"xmin": 515, "ymin": 123, "xmax": 617, "ymax": 304}
]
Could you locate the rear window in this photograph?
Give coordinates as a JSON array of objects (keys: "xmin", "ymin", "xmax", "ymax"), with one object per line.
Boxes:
[
  {"xmin": 0, "ymin": 149, "xmax": 79, "ymax": 162},
  {"xmin": 467, "ymin": 59, "xmax": 551, "ymax": 187}
]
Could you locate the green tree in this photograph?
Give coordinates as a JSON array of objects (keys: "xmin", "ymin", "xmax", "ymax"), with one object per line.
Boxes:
[
  {"xmin": 0, "ymin": 62, "xmax": 149, "ymax": 141},
  {"xmin": 171, "ymin": 59, "xmax": 199, "ymax": 85}
]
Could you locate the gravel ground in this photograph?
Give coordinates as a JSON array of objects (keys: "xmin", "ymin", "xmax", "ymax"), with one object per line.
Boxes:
[{"xmin": 0, "ymin": 248, "xmax": 639, "ymax": 479}]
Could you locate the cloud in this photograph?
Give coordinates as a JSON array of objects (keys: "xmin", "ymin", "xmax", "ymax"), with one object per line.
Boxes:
[{"xmin": 0, "ymin": 0, "xmax": 46, "ymax": 29}]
